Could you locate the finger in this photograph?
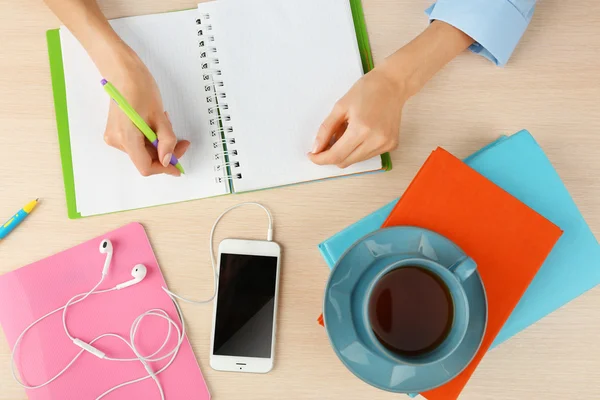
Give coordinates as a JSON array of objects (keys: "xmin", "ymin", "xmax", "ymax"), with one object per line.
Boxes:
[
  {"xmin": 336, "ymin": 143, "xmax": 379, "ymax": 169},
  {"xmin": 309, "ymin": 126, "xmax": 361, "ymax": 166},
  {"xmin": 154, "ymin": 112, "xmax": 178, "ymax": 168},
  {"xmin": 174, "ymin": 140, "xmax": 191, "ymax": 159},
  {"xmin": 146, "ymin": 140, "xmax": 183, "ymax": 176},
  {"xmin": 103, "ymin": 129, "xmax": 124, "ymax": 151},
  {"xmin": 104, "ymin": 137, "xmax": 124, "ymax": 152},
  {"xmin": 143, "ymin": 138, "xmax": 189, "ymax": 174},
  {"xmin": 103, "ymin": 103, "xmax": 126, "ymax": 151},
  {"xmin": 145, "ymin": 139, "xmax": 159, "ymax": 158},
  {"xmin": 125, "ymin": 138, "xmax": 180, "ymax": 177},
  {"xmin": 163, "ymin": 164, "xmax": 182, "ymax": 177},
  {"xmin": 312, "ymin": 102, "xmax": 347, "ymax": 154}
]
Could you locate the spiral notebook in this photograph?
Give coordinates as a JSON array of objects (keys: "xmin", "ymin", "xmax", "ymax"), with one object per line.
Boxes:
[{"xmin": 47, "ymin": 0, "xmax": 391, "ymax": 219}]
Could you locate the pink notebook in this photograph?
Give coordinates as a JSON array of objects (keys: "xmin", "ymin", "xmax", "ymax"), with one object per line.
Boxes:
[{"xmin": 0, "ymin": 223, "xmax": 210, "ymax": 400}]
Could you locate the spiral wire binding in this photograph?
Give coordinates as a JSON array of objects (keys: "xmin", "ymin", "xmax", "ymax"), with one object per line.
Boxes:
[
  {"xmin": 196, "ymin": 15, "xmax": 242, "ymax": 186},
  {"xmin": 214, "ymin": 150, "xmax": 238, "ymax": 161}
]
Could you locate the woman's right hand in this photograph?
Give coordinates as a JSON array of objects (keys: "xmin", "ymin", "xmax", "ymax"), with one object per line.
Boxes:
[
  {"xmin": 101, "ymin": 48, "xmax": 190, "ymax": 177},
  {"xmin": 42, "ymin": 0, "xmax": 190, "ymax": 177}
]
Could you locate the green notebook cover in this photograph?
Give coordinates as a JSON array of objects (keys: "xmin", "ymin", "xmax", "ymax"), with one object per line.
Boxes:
[
  {"xmin": 349, "ymin": 0, "xmax": 392, "ymax": 171},
  {"xmin": 46, "ymin": 1, "xmax": 391, "ymax": 219},
  {"xmin": 47, "ymin": 29, "xmax": 80, "ymax": 219}
]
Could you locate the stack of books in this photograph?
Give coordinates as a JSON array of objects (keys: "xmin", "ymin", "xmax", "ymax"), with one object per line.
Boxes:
[{"xmin": 318, "ymin": 130, "xmax": 600, "ymax": 399}]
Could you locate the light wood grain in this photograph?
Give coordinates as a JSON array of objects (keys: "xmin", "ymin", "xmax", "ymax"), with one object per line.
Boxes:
[{"xmin": 1, "ymin": 0, "xmax": 599, "ymax": 399}]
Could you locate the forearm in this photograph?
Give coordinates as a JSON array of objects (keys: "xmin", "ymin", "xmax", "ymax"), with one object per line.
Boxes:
[
  {"xmin": 380, "ymin": 20, "xmax": 474, "ymax": 98},
  {"xmin": 43, "ymin": 0, "xmax": 135, "ymax": 76}
]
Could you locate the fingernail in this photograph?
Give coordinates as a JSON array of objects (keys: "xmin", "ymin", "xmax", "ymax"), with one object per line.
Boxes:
[
  {"xmin": 165, "ymin": 111, "xmax": 171, "ymax": 123},
  {"xmin": 162, "ymin": 153, "xmax": 172, "ymax": 167},
  {"xmin": 312, "ymin": 139, "xmax": 320, "ymax": 154}
]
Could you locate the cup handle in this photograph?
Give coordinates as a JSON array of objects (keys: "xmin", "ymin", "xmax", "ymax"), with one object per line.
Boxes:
[{"xmin": 449, "ymin": 256, "xmax": 477, "ymax": 282}]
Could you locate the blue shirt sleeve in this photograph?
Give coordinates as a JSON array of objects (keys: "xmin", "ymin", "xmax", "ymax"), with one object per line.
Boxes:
[{"xmin": 425, "ymin": 0, "xmax": 537, "ymax": 66}]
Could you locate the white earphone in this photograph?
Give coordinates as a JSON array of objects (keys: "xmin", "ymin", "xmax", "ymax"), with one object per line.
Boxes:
[
  {"xmin": 11, "ymin": 202, "xmax": 275, "ymax": 399},
  {"xmin": 97, "ymin": 240, "xmax": 146, "ymax": 289},
  {"xmin": 64, "ymin": 244, "xmax": 148, "ymax": 358},
  {"xmin": 115, "ymin": 264, "xmax": 147, "ymax": 290},
  {"xmin": 99, "ymin": 239, "xmax": 113, "ymax": 276},
  {"xmin": 11, "ymin": 239, "xmax": 183, "ymax": 400}
]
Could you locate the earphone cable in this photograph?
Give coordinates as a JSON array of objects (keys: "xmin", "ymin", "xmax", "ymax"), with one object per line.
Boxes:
[
  {"xmin": 10, "ymin": 202, "xmax": 273, "ymax": 398},
  {"xmin": 95, "ymin": 296, "xmax": 187, "ymax": 399},
  {"xmin": 11, "ymin": 285, "xmax": 114, "ymax": 389},
  {"xmin": 11, "ymin": 286, "xmax": 186, "ymax": 400},
  {"xmin": 163, "ymin": 202, "xmax": 274, "ymax": 304},
  {"xmin": 61, "ymin": 277, "xmax": 105, "ymax": 341}
]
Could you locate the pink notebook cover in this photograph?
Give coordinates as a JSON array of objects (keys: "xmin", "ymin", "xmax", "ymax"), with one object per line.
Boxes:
[{"xmin": 0, "ymin": 222, "xmax": 210, "ymax": 400}]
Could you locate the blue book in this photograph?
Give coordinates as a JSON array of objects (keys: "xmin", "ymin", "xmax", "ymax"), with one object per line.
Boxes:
[{"xmin": 319, "ymin": 130, "xmax": 600, "ymax": 348}]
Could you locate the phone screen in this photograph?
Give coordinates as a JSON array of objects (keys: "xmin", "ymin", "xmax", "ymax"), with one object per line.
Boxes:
[{"xmin": 213, "ymin": 253, "xmax": 278, "ymax": 358}]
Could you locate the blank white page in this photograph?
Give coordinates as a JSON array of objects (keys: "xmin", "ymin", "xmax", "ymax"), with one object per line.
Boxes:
[
  {"xmin": 60, "ymin": 9, "xmax": 229, "ymax": 217},
  {"xmin": 206, "ymin": 0, "xmax": 383, "ymax": 193}
]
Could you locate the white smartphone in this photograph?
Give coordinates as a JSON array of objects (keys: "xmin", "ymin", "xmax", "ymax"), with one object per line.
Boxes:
[{"xmin": 210, "ymin": 238, "xmax": 281, "ymax": 373}]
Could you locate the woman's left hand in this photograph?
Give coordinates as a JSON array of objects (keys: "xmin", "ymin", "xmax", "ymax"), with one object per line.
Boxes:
[{"xmin": 308, "ymin": 64, "xmax": 406, "ymax": 168}]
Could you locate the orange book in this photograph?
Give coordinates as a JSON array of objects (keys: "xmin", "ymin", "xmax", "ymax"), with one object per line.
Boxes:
[{"xmin": 377, "ymin": 148, "xmax": 562, "ymax": 399}]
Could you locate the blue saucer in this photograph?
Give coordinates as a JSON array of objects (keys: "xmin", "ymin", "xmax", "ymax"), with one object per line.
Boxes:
[{"xmin": 323, "ymin": 226, "xmax": 487, "ymax": 393}]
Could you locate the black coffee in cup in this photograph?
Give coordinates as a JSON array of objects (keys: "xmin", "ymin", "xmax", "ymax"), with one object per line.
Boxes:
[{"xmin": 368, "ymin": 266, "xmax": 454, "ymax": 358}]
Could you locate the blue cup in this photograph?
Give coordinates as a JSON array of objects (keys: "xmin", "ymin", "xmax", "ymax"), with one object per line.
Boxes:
[{"xmin": 364, "ymin": 256, "xmax": 477, "ymax": 366}]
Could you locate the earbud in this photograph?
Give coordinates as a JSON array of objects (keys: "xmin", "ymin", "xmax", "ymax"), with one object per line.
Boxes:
[
  {"xmin": 115, "ymin": 264, "xmax": 147, "ymax": 290},
  {"xmin": 99, "ymin": 239, "xmax": 113, "ymax": 276}
]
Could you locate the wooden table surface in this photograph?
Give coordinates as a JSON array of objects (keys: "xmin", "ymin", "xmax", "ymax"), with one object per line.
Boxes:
[{"xmin": 1, "ymin": 0, "xmax": 599, "ymax": 399}]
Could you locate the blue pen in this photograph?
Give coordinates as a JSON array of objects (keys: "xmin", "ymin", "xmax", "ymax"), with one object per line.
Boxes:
[{"xmin": 0, "ymin": 199, "xmax": 39, "ymax": 240}]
